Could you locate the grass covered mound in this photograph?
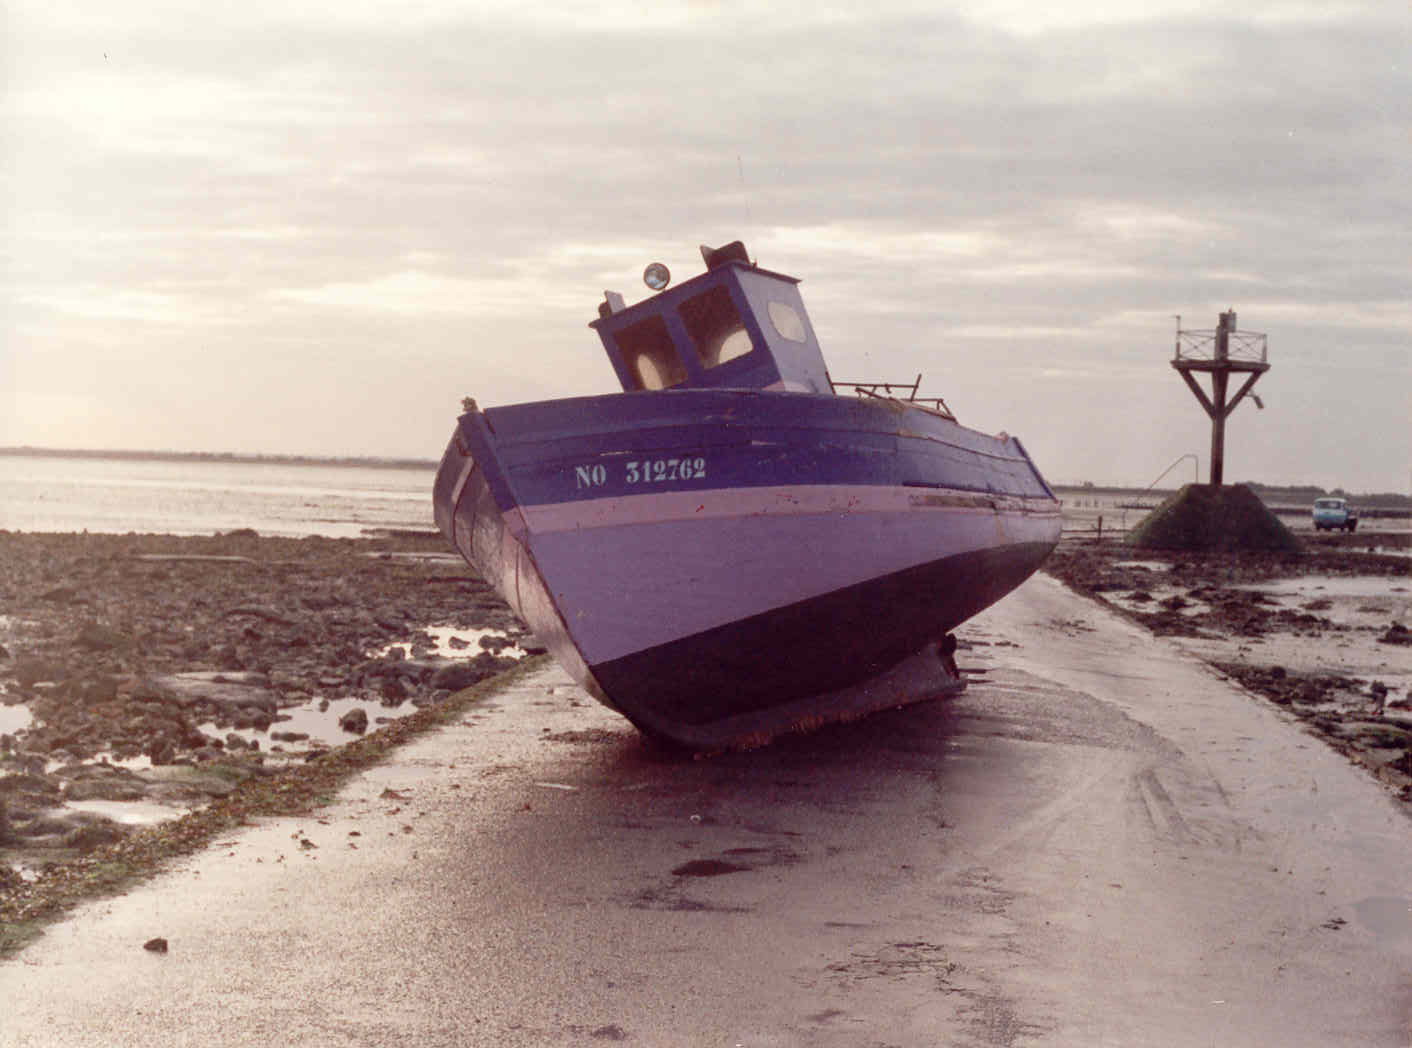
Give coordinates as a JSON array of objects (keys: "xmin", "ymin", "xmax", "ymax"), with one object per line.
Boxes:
[{"xmin": 1127, "ymin": 483, "xmax": 1303, "ymax": 552}]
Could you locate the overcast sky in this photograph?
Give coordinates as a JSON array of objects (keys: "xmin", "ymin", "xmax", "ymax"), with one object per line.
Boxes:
[{"xmin": 3, "ymin": 1, "xmax": 1407, "ymax": 492}]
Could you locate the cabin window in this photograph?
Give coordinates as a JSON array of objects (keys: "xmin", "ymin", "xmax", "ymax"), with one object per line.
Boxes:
[
  {"xmin": 617, "ymin": 314, "xmax": 687, "ymax": 390},
  {"xmin": 679, "ymin": 285, "xmax": 754, "ymax": 369},
  {"xmin": 767, "ymin": 301, "xmax": 807, "ymax": 343}
]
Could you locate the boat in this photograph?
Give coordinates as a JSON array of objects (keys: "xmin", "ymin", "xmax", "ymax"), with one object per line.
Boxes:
[{"xmin": 433, "ymin": 241, "xmax": 1062, "ymax": 749}]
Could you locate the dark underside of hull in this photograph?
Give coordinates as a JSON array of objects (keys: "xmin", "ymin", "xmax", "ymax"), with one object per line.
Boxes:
[{"xmin": 589, "ymin": 540, "xmax": 1053, "ymax": 744}]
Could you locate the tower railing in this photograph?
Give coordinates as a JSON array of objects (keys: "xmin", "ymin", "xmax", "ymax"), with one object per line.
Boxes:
[{"xmin": 1174, "ymin": 329, "xmax": 1268, "ymax": 364}]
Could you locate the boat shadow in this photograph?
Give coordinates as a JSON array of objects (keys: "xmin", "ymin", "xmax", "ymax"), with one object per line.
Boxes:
[
  {"xmin": 612, "ymin": 691, "xmax": 972, "ymax": 776},
  {"xmin": 473, "ymin": 690, "xmax": 1021, "ymax": 907}
]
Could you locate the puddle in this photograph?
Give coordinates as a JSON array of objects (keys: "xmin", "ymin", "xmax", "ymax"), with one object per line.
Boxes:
[
  {"xmin": 66, "ymin": 798, "xmax": 193, "ymax": 826},
  {"xmin": 65, "ymin": 752, "xmax": 155, "ymax": 774},
  {"xmin": 19, "ymin": 625, "xmax": 528, "ymax": 773},
  {"xmin": 373, "ymin": 626, "xmax": 528, "ymax": 661},
  {"xmin": 0, "ymin": 704, "xmax": 33, "ymax": 735},
  {"xmin": 1111, "ymin": 561, "xmax": 1173, "ymax": 573},
  {"xmin": 208, "ymin": 625, "xmax": 528, "ymax": 757},
  {"xmin": 361, "ymin": 551, "xmax": 466, "ymax": 565},
  {"xmin": 205, "ymin": 696, "xmax": 406, "ymax": 753}
]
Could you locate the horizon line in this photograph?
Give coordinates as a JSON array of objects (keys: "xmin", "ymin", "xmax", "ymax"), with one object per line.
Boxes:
[
  {"xmin": 0, "ymin": 445, "xmax": 439, "ymax": 470},
  {"xmin": 2, "ymin": 445, "xmax": 1406, "ymax": 500}
]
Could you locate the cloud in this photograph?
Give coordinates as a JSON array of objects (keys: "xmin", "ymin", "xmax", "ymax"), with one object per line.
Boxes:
[
  {"xmin": 1, "ymin": 0, "xmax": 1407, "ymax": 490},
  {"xmin": 273, "ymin": 271, "xmax": 528, "ymax": 316}
]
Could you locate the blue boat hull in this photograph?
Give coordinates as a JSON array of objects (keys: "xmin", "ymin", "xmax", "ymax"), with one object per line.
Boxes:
[
  {"xmin": 590, "ymin": 540, "xmax": 1050, "ymax": 744},
  {"xmin": 434, "ymin": 388, "xmax": 1061, "ymax": 748}
]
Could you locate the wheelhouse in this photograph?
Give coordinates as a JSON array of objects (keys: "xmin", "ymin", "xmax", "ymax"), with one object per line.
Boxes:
[{"xmin": 589, "ymin": 241, "xmax": 832, "ymax": 396}]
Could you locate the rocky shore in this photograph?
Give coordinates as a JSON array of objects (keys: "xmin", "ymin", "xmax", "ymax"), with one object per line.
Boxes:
[{"xmin": 0, "ymin": 530, "xmax": 532, "ymax": 883}]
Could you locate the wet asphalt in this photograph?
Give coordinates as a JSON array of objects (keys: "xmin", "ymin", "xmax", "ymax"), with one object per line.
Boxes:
[{"xmin": 1, "ymin": 575, "xmax": 1409, "ymax": 1047}]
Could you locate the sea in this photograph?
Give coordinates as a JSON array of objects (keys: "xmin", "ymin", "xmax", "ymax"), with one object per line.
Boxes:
[
  {"xmin": 4, "ymin": 452, "xmax": 1404, "ymax": 544},
  {"xmin": 0, "ymin": 453, "xmax": 440, "ymax": 539}
]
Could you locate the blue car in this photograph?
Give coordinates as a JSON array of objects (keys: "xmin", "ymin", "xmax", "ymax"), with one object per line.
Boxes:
[{"xmin": 1312, "ymin": 497, "xmax": 1358, "ymax": 532}]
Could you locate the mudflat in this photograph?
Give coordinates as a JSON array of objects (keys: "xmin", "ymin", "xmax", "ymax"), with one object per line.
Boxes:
[
  {"xmin": 1044, "ymin": 533, "xmax": 1411, "ymax": 805},
  {"xmin": 0, "ymin": 530, "xmax": 529, "ymax": 926}
]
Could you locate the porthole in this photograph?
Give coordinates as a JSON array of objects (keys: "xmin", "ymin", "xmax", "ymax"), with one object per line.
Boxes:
[{"xmin": 768, "ymin": 301, "xmax": 806, "ymax": 343}]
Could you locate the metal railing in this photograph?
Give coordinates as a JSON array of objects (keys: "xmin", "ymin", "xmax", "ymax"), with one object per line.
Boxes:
[
  {"xmin": 1173, "ymin": 329, "xmax": 1267, "ymax": 364},
  {"xmin": 829, "ymin": 374, "xmax": 956, "ymax": 420}
]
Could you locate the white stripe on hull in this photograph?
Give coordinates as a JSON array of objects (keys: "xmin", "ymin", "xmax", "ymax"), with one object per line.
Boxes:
[
  {"xmin": 514, "ymin": 483, "xmax": 1056, "ymax": 537},
  {"xmin": 520, "ymin": 485, "xmax": 1059, "ymax": 665}
]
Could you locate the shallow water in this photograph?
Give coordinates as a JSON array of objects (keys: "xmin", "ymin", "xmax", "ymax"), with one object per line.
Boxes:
[
  {"xmin": 3, "ymin": 625, "xmax": 528, "ymax": 878},
  {"xmin": 1232, "ymin": 576, "xmax": 1412, "ymax": 630},
  {"xmin": 0, "ymin": 453, "xmax": 436, "ymax": 538},
  {"xmin": 1237, "ymin": 576, "xmax": 1409, "ymax": 601},
  {"xmin": 212, "ymin": 625, "xmax": 529, "ymax": 754},
  {"xmin": 205, "ymin": 696, "xmax": 381, "ymax": 752},
  {"xmin": 22, "ymin": 627, "xmax": 526, "ymax": 780}
]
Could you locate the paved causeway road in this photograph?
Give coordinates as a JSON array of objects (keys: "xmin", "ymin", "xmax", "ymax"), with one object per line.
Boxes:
[{"xmin": 2, "ymin": 576, "xmax": 1409, "ymax": 1047}]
